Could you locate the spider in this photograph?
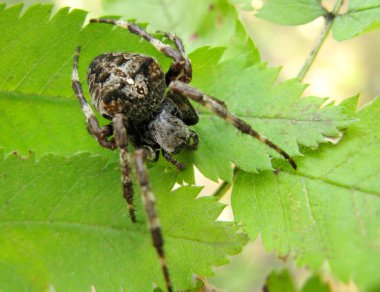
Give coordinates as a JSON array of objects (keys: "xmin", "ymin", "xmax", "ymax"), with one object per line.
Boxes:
[{"xmin": 72, "ymin": 18, "xmax": 297, "ymax": 292}]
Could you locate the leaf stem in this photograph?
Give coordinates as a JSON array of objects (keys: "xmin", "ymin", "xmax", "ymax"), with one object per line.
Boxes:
[
  {"xmin": 297, "ymin": 0, "xmax": 345, "ymax": 81},
  {"xmin": 212, "ymin": 168, "xmax": 239, "ymax": 199},
  {"xmin": 212, "ymin": 181, "xmax": 231, "ymax": 199}
]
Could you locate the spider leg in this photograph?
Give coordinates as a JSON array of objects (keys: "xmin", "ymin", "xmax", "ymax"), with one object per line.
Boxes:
[
  {"xmin": 113, "ymin": 114, "xmax": 136, "ymax": 223},
  {"xmin": 89, "ymin": 18, "xmax": 191, "ymax": 84},
  {"xmin": 72, "ymin": 47, "xmax": 116, "ymax": 150},
  {"xmin": 166, "ymin": 91, "xmax": 199, "ymax": 125},
  {"xmin": 156, "ymin": 31, "xmax": 192, "ymax": 84},
  {"xmin": 157, "ymin": 31, "xmax": 187, "ymax": 59},
  {"xmin": 133, "ymin": 149, "xmax": 173, "ymax": 292},
  {"xmin": 154, "ymin": 32, "xmax": 198, "ymax": 121},
  {"xmin": 162, "ymin": 150, "xmax": 185, "ymax": 170},
  {"xmin": 169, "ymin": 81, "xmax": 297, "ymax": 170},
  {"xmin": 187, "ymin": 130, "xmax": 199, "ymax": 151},
  {"xmin": 141, "ymin": 145, "xmax": 159, "ymax": 162}
]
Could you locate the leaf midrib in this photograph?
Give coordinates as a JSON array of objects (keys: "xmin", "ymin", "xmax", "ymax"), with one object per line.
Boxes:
[
  {"xmin": 290, "ymin": 171, "xmax": 380, "ymax": 197},
  {"xmin": 348, "ymin": 4, "xmax": 380, "ymax": 14},
  {"xmin": 0, "ymin": 220, "xmax": 240, "ymax": 245},
  {"xmin": 199, "ymin": 112, "xmax": 355, "ymax": 123}
]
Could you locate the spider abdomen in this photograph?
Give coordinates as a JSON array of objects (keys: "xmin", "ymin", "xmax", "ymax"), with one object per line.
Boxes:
[{"xmin": 87, "ymin": 53, "xmax": 166, "ymax": 122}]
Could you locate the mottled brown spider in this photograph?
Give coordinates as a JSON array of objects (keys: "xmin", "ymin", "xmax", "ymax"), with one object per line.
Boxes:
[{"xmin": 72, "ymin": 18, "xmax": 296, "ymax": 292}]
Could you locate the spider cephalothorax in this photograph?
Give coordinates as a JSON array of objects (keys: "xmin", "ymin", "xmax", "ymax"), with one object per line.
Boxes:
[{"xmin": 72, "ymin": 18, "xmax": 296, "ymax": 292}]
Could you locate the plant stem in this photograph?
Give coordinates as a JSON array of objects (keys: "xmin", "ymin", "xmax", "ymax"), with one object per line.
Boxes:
[
  {"xmin": 212, "ymin": 181, "xmax": 231, "ymax": 199},
  {"xmin": 212, "ymin": 168, "xmax": 239, "ymax": 199},
  {"xmin": 297, "ymin": 0, "xmax": 345, "ymax": 81}
]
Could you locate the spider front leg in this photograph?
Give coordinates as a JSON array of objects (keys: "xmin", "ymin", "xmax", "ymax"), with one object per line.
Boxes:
[
  {"xmin": 156, "ymin": 31, "xmax": 192, "ymax": 84},
  {"xmin": 169, "ymin": 81, "xmax": 297, "ymax": 170},
  {"xmin": 134, "ymin": 149, "xmax": 173, "ymax": 292},
  {"xmin": 113, "ymin": 114, "xmax": 136, "ymax": 223},
  {"xmin": 72, "ymin": 47, "xmax": 116, "ymax": 150},
  {"xmin": 162, "ymin": 150, "xmax": 185, "ymax": 170},
  {"xmin": 187, "ymin": 130, "xmax": 199, "ymax": 151},
  {"xmin": 89, "ymin": 18, "xmax": 191, "ymax": 84}
]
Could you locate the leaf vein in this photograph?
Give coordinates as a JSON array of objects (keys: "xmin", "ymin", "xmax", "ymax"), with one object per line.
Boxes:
[
  {"xmin": 13, "ymin": 29, "xmax": 72, "ymax": 91},
  {"xmin": 0, "ymin": 221, "xmax": 239, "ymax": 246},
  {"xmin": 291, "ymin": 172, "xmax": 380, "ymax": 197}
]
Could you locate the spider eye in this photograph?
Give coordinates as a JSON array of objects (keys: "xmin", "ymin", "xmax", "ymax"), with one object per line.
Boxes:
[{"xmin": 136, "ymin": 87, "xmax": 145, "ymax": 95}]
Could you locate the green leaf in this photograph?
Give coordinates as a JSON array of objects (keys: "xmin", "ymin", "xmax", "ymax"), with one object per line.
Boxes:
[
  {"xmin": 333, "ymin": 0, "xmax": 380, "ymax": 40},
  {"xmin": 181, "ymin": 49, "xmax": 354, "ymax": 181},
  {"xmin": 302, "ymin": 275, "xmax": 329, "ymax": 292},
  {"xmin": 264, "ymin": 271, "xmax": 329, "ymax": 292},
  {"xmin": 264, "ymin": 270, "xmax": 296, "ymax": 292},
  {"xmin": 0, "ymin": 153, "xmax": 246, "ymax": 291},
  {"xmin": 101, "ymin": 0, "xmax": 260, "ymax": 62},
  {"xmin": 0, "ymin": 92, "xmax": 116, "ymax": 159},
  {"xmin": 256, "ymin": 0, "xmax": 326, "ymax": 25},
  {"xmin": 0, "ymin": 4, "xmax": 352, "ymax": 183},
  {"xmin": 232, "ymin": 97, "xmax": 380, "ymax": 290}
]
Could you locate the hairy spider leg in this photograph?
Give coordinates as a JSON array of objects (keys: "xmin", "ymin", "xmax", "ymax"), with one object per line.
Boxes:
[
  {"xmin": 89, "ymin": 18, "xmax": 191, "ymax": 84},
  {"xmin": 113, "ymin": 114, "xmax": 136, "ymax": 222},
  {"xmin": 134, "ymin": 149, "xmax": 173, "ymax": 292},
  {"xmin": 72, "ymin": 47, "xmax": 116, "ymax": 149},
  {"xmin": 155, "ymin": 30, "xmax": 192, "ymax": 83},
  {"xmin": 154, "ymin": 30, "xmax": 203, "ymax": 125},
  {"xmin": 73, "ymin": 48, "xmax": 172, "ymax": 291},
  {"xmin": 187, "ymin": 130, "xmax": 199, "ymax": 151},
  {"xmin": 157, "ymin": 31, "xmax": 187, "ymax": 61},
  {"xmin": 72, "ymin": 47, "xmax": 136, "ymax": 222},
  {"xmin": 161, "ymin": 150, "xmax": 185, "ymax": 170},
  {"xmin": 156, "ymin": 32, "xmax": 225, "ymax": 109},
  {"xmin": 169, "ymin": 81, "xmax": 297, "ymax": 170}
]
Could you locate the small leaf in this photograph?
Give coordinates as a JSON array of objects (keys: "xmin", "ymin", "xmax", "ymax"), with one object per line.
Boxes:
[
  {"xmin": 256, "ymin": 0, "xmax": 326, "ymax": 25},
  {"xmin": 263, "ymin": 270, "xmax": 296, "ymax": 292},
  {"xmin": 333, "ymin": 0, "xmax": 380, "ymax": 40},
  {"xmin": 0, "ymin": 153, "xmax": 246, "ymax": 291},
  {"xmin": 232, "ymin": 97, "xmax": 380, "ymax": 289},
  {"xmin": 264, "ymin": 271, "xmax": 330, "ymax": 292},
  {"xmin": 302, "ymin": 275, "xmax": 329, "ymax": 292}
]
